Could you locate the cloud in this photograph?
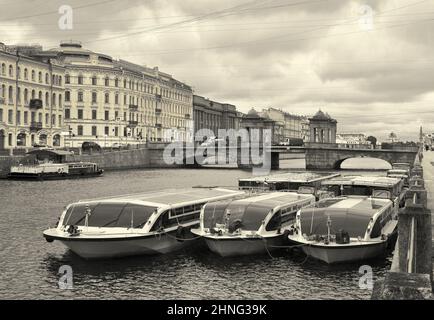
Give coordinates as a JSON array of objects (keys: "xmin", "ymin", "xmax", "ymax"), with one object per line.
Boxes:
[{"xmin": 0, "ymin": 0, "xmax": 432, "ymax": 141}]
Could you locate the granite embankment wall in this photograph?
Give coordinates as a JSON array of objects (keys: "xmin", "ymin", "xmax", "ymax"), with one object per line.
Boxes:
[
  {"xmin": 0, "ymin": 156, "xmax": 24, "ymax": 178},
  {"xmin": 0, "ymin": 146, "xmax": 176, "ymax": 178}
]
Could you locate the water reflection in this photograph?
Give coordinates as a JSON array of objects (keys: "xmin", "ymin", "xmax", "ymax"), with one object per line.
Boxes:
[{"xmin": 0, "ymin": 158, "xmax": 393, "ymax": 299}]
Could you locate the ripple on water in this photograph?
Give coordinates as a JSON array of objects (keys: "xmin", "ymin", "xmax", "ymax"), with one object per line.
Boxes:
[{"xmin": 0, "ymin": 165, "xmax": 391, "ymax": 299}]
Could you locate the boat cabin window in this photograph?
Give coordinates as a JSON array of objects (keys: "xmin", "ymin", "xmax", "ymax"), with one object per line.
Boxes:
[
  {"xmin": 265, "ymin": 211, "xmax": 281, "ymax": 231},
  {"xmin": 151, "ymin": 202, "xmax": 205, "ymax": 230},
  {"xmin": 203, "ymin": 201, "xmax": 273, "ymax": 232},
  {"xmin": 62, "ymin": 202, "xmax": 157, "ymax": 228},
  {"xmin": 372, "ymin": 189, "xmax": 392, "ymax": 200},
  {"xmin": 299, "ymin": 208, "xmax": 372, "ymax": 238},
  {"xmin": 370, "ymin": 207, "xmax": 392, "ymax": 238}
]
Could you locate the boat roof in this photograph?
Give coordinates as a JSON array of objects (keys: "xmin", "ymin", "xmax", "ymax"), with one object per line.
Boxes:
[
  {"xmin": 321, "ymin": 175, "xmax": 402, "ymax": 187},
  {"xmin": 76, "ymin": 188, "xmax": 244, "ymax": 207},
  {"xmin": 303, "ymin": 196, "xmax": 390, "ymax": 216},
  {"xmin": 27, "ymin": 149, "xmax": 73, "ymax": 157},
  {"xmin": 239, "ymin": 172, "xmax": 340, "ymax": 183},
  {"xmin": 213, "ymin": 192, "xmax": 314, "ymax": 209}
]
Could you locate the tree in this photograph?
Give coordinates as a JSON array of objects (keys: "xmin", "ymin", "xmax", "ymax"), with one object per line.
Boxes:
[
  {"xmin": 366, "ymin": 136, "xmax": 377, "ymax": 149},
  {"xmin": 389, "ymin": 132, "xmax": 398, "ymax": 143}
]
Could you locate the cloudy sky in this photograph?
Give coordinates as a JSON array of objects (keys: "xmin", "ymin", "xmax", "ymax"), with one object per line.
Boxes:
[{"xmin": 1, "ymin": 0, "xmax": 433, "ymax": 141}]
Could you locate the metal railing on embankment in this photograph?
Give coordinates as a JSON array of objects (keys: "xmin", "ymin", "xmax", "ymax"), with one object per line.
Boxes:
[{"xmin": 372, "ymin": 147, "xmax": 433, "ymax": 299}]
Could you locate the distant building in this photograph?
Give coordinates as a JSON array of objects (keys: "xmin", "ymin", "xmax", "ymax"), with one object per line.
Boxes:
[
  {"xmin": 260, "ymin": 107, "xmax": 309, "ymax": 143},
  {"xmin": 336, "ymin": 133, "xmax": 367, "ymax": 145},
  {"xmin": 0, "ymin": 42, "xmax": 66, "ymax": 150},
  {"xmin": 193, "ymin": 95, "xmax": 239, "ymax": 137},
  {"xmin": 308, "ymin": 110, "xmax": 337, "ymax": 144},
  {"xmin": 240, "ymin": 108, "xmax": 279, "ymax": 145}
]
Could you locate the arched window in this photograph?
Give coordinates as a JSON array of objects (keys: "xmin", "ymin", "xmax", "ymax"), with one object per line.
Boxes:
[
  {"xmin": 38, "ymin": 72, "xmax": 42, "ymax": 83},
  {"xmin": 78, "ymin": 75, "xmax": 83, "ymax": 85},
  {"xmin": 17, "ymin": 87, "xmax": 21, "ymax": 104},
  {"xmin": 38, "ymin": 91, "xmax": 42, "ymax": 100},
  {"xmin": 8, "ymin": 65, "xmax": 13, "ymax": 77},
  {"xmin": 59, "ymin": 76, "xmax": 62, "ymax": 86},
  {"xmin": 53, "ymin": 134, "xmax": 61, "ymax": 147},
  {"xmin": 31, "ymin": 70, "xmax": 35, "ymax": 81},
  {"xmin": 92, "ymin": 76, "xmax": 97, "ymax": 86},
  {"xmin": 59, "ymin": 94, "xmax": 62, "ymax": 107},
  {"xmin": 45, "ymin": 92, "xmax": 49, "ymax": 107},
  {"xmin": 65, "ymin": 74, "xmax": 70, "ymax": 84},
  {"xmin": 17, "ymin": 133, "xmax": 26, "ymax": 146},
  {"xmin": 105, "ymin": 92, "xmax": 110, "ymax": 104},
  {"xmin": 24, "ymin": 89, "xmax": 28, "ymax": 104},
  {"xmin": 1, "ymin": 63, "xmax": 5, "ymax": 75},
  {"xmin": 17, "ymin": 67, "xmax": 21, "ymax": 79},
  {"xmin": 52, "ymin": 93, "xmax": 56, "ymax": 106},
  {"xmin": 45, "ymin": 73, "xmax": 49, "ymax": 84},
  {"xmin": 24, "ymin": 68, "xmax": 28, "ymax": 80},
  {"xmin": 8, "ymin": 86, "xmax": 13, "ymax": 103},
  {"xmin": 105, "ymin": 77, "xmax": 109, "ymax": 86},
  {"xmin": 31, "ymin": 90, "xmax": 35, "ymax": 99}
]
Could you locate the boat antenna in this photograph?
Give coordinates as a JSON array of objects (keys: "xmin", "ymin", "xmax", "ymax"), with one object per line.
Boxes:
[
  {"xmin": 326, "ymin": 214, "xmax": 332, "ymax": 243},
  {"xmin": 84, "ymin": 205, "xmax": 91, "ymax": 229},
  {"xmin": 309, "ymin": 205, "xmax": 315, "ymax": 235}
]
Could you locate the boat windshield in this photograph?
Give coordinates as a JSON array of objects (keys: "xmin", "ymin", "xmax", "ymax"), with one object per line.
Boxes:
[
  {"xmin": 299, "ymin": 203, "xmax": 376, "ymax": 238},
  {"xmin": 62, "ymin": 202, "xmax": 157, "ymax": 228},
  {"xmin": 203, "ymin": 200, "xmax": 272, "ymax": 231}
]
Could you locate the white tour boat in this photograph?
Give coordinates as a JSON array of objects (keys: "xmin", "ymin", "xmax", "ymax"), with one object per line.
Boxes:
[
  {"xmin": 191, "ymin": 192, "xmax": 315, "ymax": 257},
  {"xmin": 320, "ymin": 175, "xmax": 406, "ymax": 212},
  {"xmin": 287, "ymin": 196, "xmax": 397, "ymax": 264},
  {"xmin": 43, "ymin": 188, "xmax": 245, "ymax": 259}
]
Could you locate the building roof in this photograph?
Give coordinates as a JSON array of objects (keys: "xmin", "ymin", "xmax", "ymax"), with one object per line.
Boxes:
[{"xmin": 309, "ymin": 109, "xmax": 336, "ymax": 122}]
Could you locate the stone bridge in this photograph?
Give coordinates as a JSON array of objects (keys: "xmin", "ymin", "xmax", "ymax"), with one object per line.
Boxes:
[{"xmin": 305, "ymin": 143, "xmax": 419, "ymax": 170}]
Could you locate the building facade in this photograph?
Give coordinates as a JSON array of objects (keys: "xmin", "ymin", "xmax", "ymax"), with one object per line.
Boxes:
[
  {"xmin": 308, "ymin": 110, "xmax": 337, "ymax": 144},
  {"xmin": 260, "ymin": 108, "xmax": 309, "ymax": 143},
  {"xmin": 51, "ymin": 41, "xmax": 193, "ymax": 147},
  {"xmin": 336, "ymin": 133, "xmax": 367, "ymax": 145},
  {"xmin": 0, "ymin": 41, "xmax": 194, "ymax": 150},
  {"xmin": 240, "ymin": 108, "xmax": 279, "ymax": 145},
  {"xmin": 0, "ymin": 43, "xmax": 66, "ymax": 150},
  {"xmin": 193, "ymin": 95, "xmax": 239, "ymax": 138}
]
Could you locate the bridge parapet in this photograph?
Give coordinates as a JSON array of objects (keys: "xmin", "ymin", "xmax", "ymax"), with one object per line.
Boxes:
[{"xmin": 372, "ymin": 150, "xmax": 433, "ymax": 300}]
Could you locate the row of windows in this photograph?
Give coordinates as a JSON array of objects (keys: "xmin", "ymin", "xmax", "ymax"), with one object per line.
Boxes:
[
  {"xmin": 64, "ymin": 109, "xmax": 187, "ymax": 128},
  {"xmin": 1, "ymin": 132, "xmax": 62, "ymax": 147},
  {"xmin": 65, "ymin": 74, "xmax": 191, "ymax": 102},
  {"xmin": 1, "ymin": 63, "xmax": 62, "ymax": 86},
  {"xmin": 0, "ymin": 108, "xmax": 62, "ymax": 126},
  {"xmin": 0, "ymin": 85, "xmax": 62, "ymax": 107}
]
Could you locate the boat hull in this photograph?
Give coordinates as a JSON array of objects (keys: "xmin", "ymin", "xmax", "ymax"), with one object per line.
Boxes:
[
  {"xmin": 296, "ymin": 241, "xmax": 388, "ymax": 264},
  {"xmin": 8, "ymin": 171, "xmax": 103, "ymax": 180},
  {"xmin": 204, "ymin": 234, "xmax": 285, "ymax": 257},
  {"xmin": 44, "ymin": 228, "xmax": 199, "ymax": 259}
]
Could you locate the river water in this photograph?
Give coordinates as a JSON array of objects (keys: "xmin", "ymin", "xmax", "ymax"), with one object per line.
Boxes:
[{"xmin": 0, "ymin": 158, "xmax": 394, "ymax": 300}]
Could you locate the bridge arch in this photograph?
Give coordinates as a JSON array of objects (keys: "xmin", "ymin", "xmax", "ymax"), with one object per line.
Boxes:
[{"xmin": 335, "ymin": 156, "xmax": 393, "ymax": 170}]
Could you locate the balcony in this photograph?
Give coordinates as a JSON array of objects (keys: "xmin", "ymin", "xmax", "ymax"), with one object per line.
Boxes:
[
  {"xmin": 129, "ymin": 104, "xmax": 139, "ymax": 111},
  {"xmin": 155, "ymin": 108, "xmax": 162, "ymax": 115},
  {"xmin": 127, "ymin": 120, "xmax": 138, "ymax": 127},
  {"xmin": 30, "ymin": 121, "xmax": 43, "ymax": 132},
  {"xmin": 29, "ymin": 99, "xmax": 43, "ymax": 109}
]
